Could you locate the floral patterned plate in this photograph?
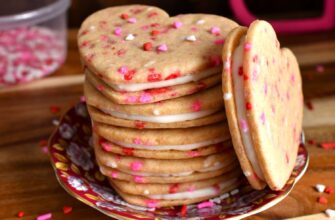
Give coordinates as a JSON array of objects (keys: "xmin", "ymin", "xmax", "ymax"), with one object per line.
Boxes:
[{"xmin": 48, "ymin": 103, "xmax": 309, "ymax": 220}]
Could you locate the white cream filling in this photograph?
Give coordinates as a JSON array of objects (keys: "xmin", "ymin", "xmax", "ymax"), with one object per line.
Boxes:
[
  {"xmin": 232, "ymin": 37, "xmax": 264, "ymax": 180},
  {"xmin": 102, "ymin": 109, "xmax": 218, "ymax": 123},
  {"xmin": 148, "ymin": 178, "xmax": 237, "ymax": 200},
  {"xmin": 110, "ymin": 67, "xmax": 221, "ymax": 92},
  {"xmin": 116, "ymin": 163, "xmax": 225, "ymax": 177},
  {"xmin": 112, "ymin": 138, "xmax": 225, "ymax": 151}
]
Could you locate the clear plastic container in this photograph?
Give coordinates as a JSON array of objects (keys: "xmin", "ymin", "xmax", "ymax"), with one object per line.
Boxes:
[{"xmin": 0, "ymin": 0, "xmax": 70, "ymax": 87}]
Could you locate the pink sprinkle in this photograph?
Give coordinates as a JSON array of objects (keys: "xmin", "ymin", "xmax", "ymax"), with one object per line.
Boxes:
[
  {"xmin": 157, "ymin": 44, "xmax": 168, "ymax": 52},
  {"xmin": 134, "ymin": 176, "xmax": 145, "ymax": 183},
  {"xmin": 240, "ymin": 119, "xmax": 249, "ymax": 132},
  {"xmin": 114, "ymin": 27, "xmax": 122, "ymax": 36},
  {"xmin": 244, "ymin": 43, "xmax": 252, "ymax": 51},
  {"xmin": 316, "ymin": 65, "xmax": 325, "ymax": 73},
  {"xmin": 36, "ymin": 213, "xmax": 52, "ymax": 220},
  {"xmin": 191, "ymin": 100, "xmax": 202, "ymax": 112},
  {"xmin": 130, "ymin": 161, "xmax": 143, "ymax": 171},
  {"xmin": 80, "ymin": 96, "xmax": 86, "ymax": 102},
  {"xmin": 173, "ymin": 21, "xmax": 183, "ymax": 29},
  {"xmin": 97, "ymin": 84, "xmax": 104, "ymax": 91},
  {"xmin": 41, "ymin": 146, "xmax": 49, "ymax": 154},
  {"xmin": 111, "ymin": 171, "xmax": 118, "ymax": 178},
  {"xmin": 101, "ymin": 142, "xmax": 112, "ymax": 151},
  {"xmin": 210, "ymin": 27, "xmax": 220, "ymax": 35},
  {"xmin": 197, "ymin": 201, "xmax": 214, "ymax": 209},
  {"xmin": 260, "ymin": 112, "xmax": 266, "ymax": 125},
  {"xmin": 126, "ymin": 95, "xmax": 138, "ymax": 103},
  {"xmin": 210, "ymin": 55, "xmax": 222, "ymax": 67},
  {"xmin": 118, "ymin": 66, "xmax": 128, "ymax": 75},
  {"xmin": 139, "ymin": 93, "xmax": 153, "ymax": 103},
  {"xmin": 187, "ymin": 185, "xmax": 196, "ymax": 192},
  {"xmin": 133, "ymin": 137, "xmax": 142, "ymax": 145},
  {"xmin": 214, "ymin": 39, "xmax": 225, "ymax": 45},
  {"xmin": 128, "ymin": 18, "xmax": 137, "ymax": 23},
  {"xmin": 100, "ymin": 34, "xmax": 108, "ymax": 41},
  {"xmin": 145, "ymin": 199, "xmax": 158, "ymax": 208},
  {"xmin": 187, "ymin": 151, "xmax": 200, "ymax": 157}
]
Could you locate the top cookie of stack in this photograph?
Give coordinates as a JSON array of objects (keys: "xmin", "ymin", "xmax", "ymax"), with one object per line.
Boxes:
[{"xmin": 79, "ymin": 5, "xmax": 238, "ymax": 129}]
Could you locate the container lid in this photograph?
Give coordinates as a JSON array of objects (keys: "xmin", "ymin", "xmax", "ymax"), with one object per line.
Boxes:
[{"xmin": 0, "ymin": 0, "xmax": 70, "ymax": 29}]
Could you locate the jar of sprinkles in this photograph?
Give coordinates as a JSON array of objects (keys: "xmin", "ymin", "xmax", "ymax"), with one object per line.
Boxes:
[{"xmin": 0, "ymin": 0, "xmax": 70, "ymax": 87}]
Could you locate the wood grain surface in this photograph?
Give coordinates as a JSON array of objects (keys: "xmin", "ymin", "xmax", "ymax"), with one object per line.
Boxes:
[{"xmin": 0, "ymin": 29, "xmax": 335, "ymax": 220}]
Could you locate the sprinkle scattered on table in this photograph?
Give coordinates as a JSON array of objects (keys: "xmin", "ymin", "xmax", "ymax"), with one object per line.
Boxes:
[
  {"xmin": 17, "ymin": 211, "xmax": 25, "ymax": 218},
  {"xmin": 63, "ymin": 206, "xmax": 73, "ymax": 214},
  {"xmin": 36, "ymin": 212, "xmax": 52, "ymax": 220}
]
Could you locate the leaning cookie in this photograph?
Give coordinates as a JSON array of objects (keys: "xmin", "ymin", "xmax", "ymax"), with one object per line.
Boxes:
[
  {"xmin": 87, "ymin": 106, "xmax": 226, "ymax": 129},
  {"xmin": 86, "ymin": 68, "xmax": 221, "ymax": 104},
  {"xmin": 99, "ymin": 162, "xmax": 239, "ymax": 184},
  {"xmin": 222, "ymin": 20, "xmax": 303, "ymax": 190}
]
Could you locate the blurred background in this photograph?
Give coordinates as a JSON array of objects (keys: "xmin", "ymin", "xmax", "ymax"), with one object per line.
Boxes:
[{"xmin": 69, "ymin": 0, "xmax": 324, "ymax": 27}]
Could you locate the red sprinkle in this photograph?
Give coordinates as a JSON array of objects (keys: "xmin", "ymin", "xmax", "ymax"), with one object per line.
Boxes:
[
  {"xmin": 134, "ymin": 121, "xmax": 145, "ymax": 129},
  {"xmin": 49, "ymin": 105, "xmax": 60, "ymax": 114},
  {"xmin": 17, "ymin": 211, "xmax": 25, "ymax": 218},
  {"xmin": 39, "ymin": 139, "xmax": 48, "ymax": 147},
  {"xmin": 325, "ymin": 186, "xmax": 334, "ymax": 194},
  {"xmin": 307, "ymin": 139, "xmax": 316, "ymax": 145},
  {"xmin": 181, "ymin": 205, "xmax": 187, "ymax": 217},
  {"xmin": 306, "ymin": 100, "xmax": 314, "ymax": 110},
  {"xmin": 124, "ymin": 69, "xmax": 136, "ymax": 81},
  {"xmin": 122, "ymin": 148, "xmax": 134, "ymax": 156},
  {"xmin": 320, "ymin": 142, "xmax": 335, "ymax": 149},
  {"xmin": 318, "ymin": 196, "xmax": 328, "ymax": 204},
  {"xmin": 120, "ymin": 13, "xmax": 129, "ymax": 20},
  {"xmin": 147, "ymin": 73, "xmax": 162, "ymax": 82},
  {"xmin": 238, "ymin": 66, "xmax": 243, "ymax": 76},
  {"xmin": 63, "ymin": 206, "xmax": 73, "ymax": 214},
  {"xmin": 151, "ymin": 30, "xmax": 160, "ymax": 36},
  {"xmin": 165, "ymin": 71, "xmax": 181, "ymax": 80},
  {"xmin": 143, "ymin": 42, "xmax": 153, "ymax": 51},
  {"xmin": 169, "ymin": 184, "xmax": 179, "ymax": 193},
  {"xmin": 246, "ymin": 102, "xmax": 252, "ymax": 110}
]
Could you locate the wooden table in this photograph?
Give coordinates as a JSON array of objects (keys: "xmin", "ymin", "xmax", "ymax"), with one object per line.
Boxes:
[{"xmin": 0, "ymin": 29, "xmax": 335, "ymax": 220}]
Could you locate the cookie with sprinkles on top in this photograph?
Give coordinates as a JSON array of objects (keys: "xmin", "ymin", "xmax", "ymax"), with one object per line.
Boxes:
[
  {"xmin": 222, "ymin": 20, "xmax": 303, "ymax": 190},
  {"xmin": 78, "ymin": 5, "xmax": 238, "ymax": 94}
]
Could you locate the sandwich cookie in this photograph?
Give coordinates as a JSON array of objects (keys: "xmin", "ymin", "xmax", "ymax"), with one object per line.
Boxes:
[
  {"xmin": 99, "ymin": 162, "xmax": 239, "ymax": 184},
  {"xmin": 85, "ymin": 80, "xmax": 224, "ymax": 124},
  {"xmin": 86, "ymin": 68, "xmax": 221, "ymax": 104},
  {"xmin": 95, "ymin": 134, "xmax": 233, "ymax": 159},
  {"xmin": 222, "ymin": 20, "xmax": 303, "ymax": 190},
  {"xmin": 111, "ymin": 178, "xmax": 240, "ymax": 208},
  {"xmin": 94, "ymin": 122, "xmax": 231, "ymax": 151},
  {"xmin": 94, "ymin": 143, "xmax": 237, "ymax": 175},
  {"xmin": 109, "ymin": 169, "xmax": 241, "ymax": 197},
  {"xmin": 88, "ymin": 105, "xmax": 226, "ymax": 129},
  {"xmin": 78, "ymin": 5, "xmax": 238, "ymax": 88}
]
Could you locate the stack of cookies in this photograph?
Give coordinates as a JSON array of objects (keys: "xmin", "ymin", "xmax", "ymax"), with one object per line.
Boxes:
[{"xmin": 79, "ymin": 5, "xmax": 242, "ymax": 207}]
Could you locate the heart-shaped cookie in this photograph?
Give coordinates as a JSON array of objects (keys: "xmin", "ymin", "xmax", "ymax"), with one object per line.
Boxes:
[
  {"xmin": 222, "ymin": 20, "xmax": 303, "ymax": 190},
  {"xmin": 78, "ymin": 5, "xmax": 238, "ymax": 89}
]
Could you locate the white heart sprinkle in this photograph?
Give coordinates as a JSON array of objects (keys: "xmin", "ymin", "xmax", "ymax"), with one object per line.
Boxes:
[
  {"xmin": 325, "ymin": 209, "xmax": 335, "ymax": 218},
  {"xmin": 125, "ymin": 34, "xmax": 135, "ymax": 41},
  {"xmin": 153, "ymin": 109, "xmax": 160, "ymax": 115},
  {"xmin": 223, "ymin": 93, "xmax": 232, "ymax": 100},
  {"xmin": 315, "ymin": 184, "xmax": 326, "ymax": 193},
  {"xmin": 185, "ymin": 35, "xmax": 197, "ymax": 42},
  {"xmin": 196, "ymin": 19, "xmax": 205, "ymax": 24}
]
